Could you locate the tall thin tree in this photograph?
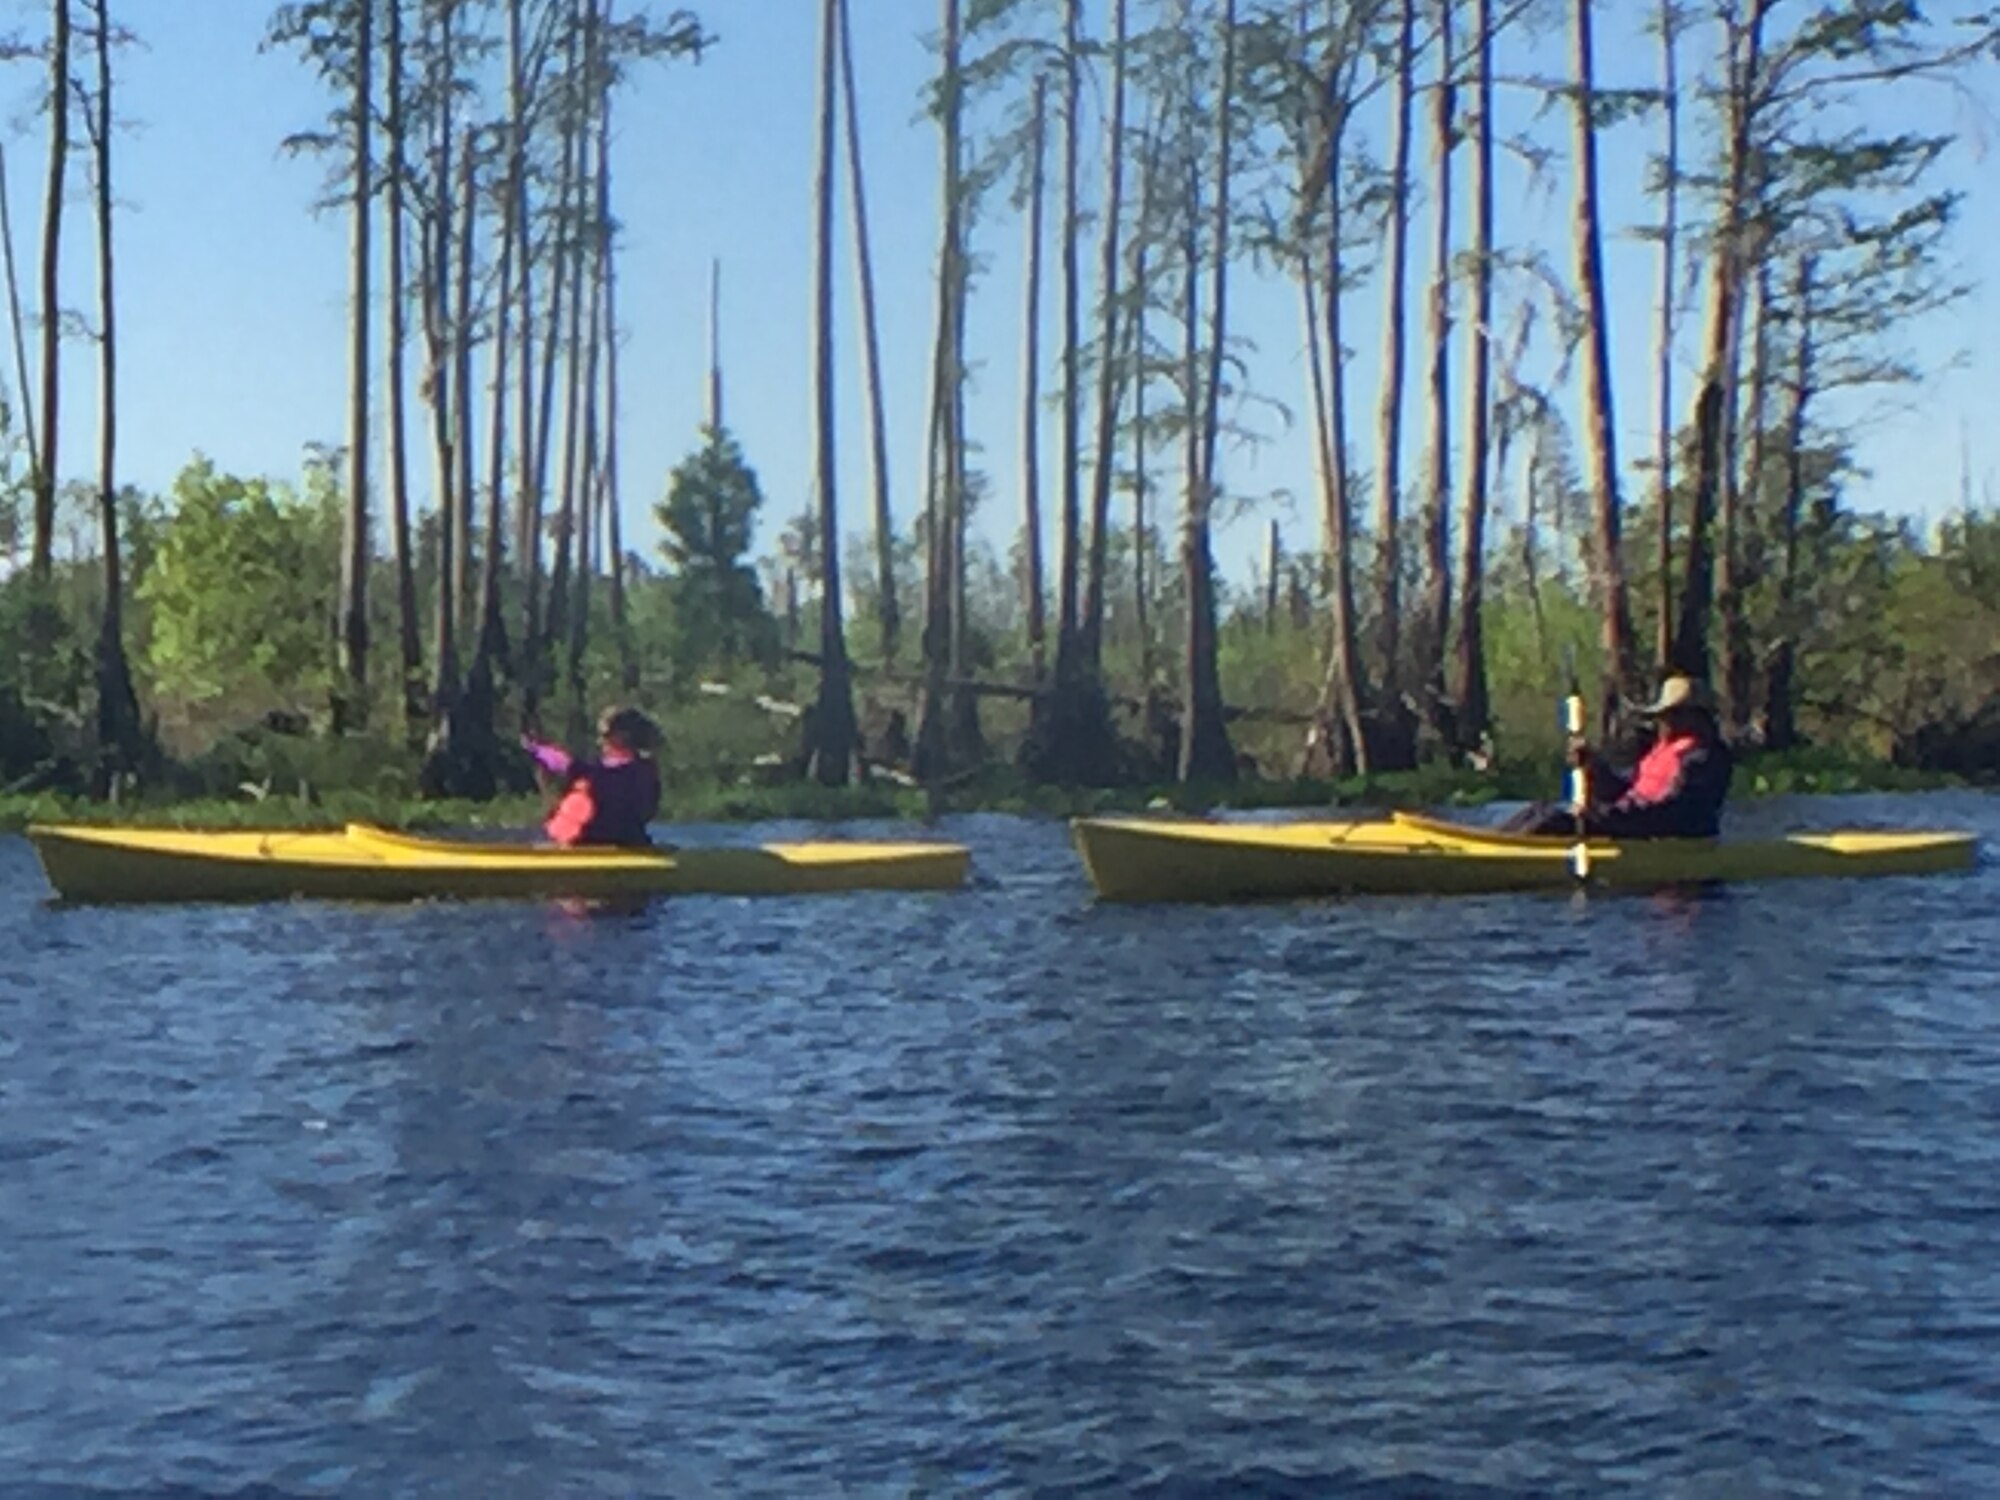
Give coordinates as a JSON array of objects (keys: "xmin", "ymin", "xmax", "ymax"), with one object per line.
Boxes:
[
  {"xmin": 86, "ymin": 0, "xmax": 140, "ymax": 784},
  {"xmin": 600, "ymin": 6, "xmax": 634, "ymax": 691},
  {"xmin": 336, "ymin": 0, "xmax": 374, "ymax": 731},
  {"xmin": 1653, "ymin": 0, "xmax": 1680, "ymax": 670},
  {"xmin": 1079, "ymin": 0, "xmax": 1128, "ymax": 669},
  {"xmin": 1180, "ymin": 0, "xmax": 1238, "ymax": 784},
  {"xmin": 1297, "ymin": 0, "xmax": 1367, "ymax": 777},
  {"xmin": 1571, "ymin": 0, "xmax": 1637, "ymax": 709},
  {"xmin": 1415, "ymin": 0, "xmax": 1456, "ymax": 740},
  {"xmin": 1450, "ymin": 0, "xmax": 1494, "ymax": 748},
  {"xmin": 1129, "ymin": 125, "xmax": 1158, "ymax": 685},
  {"xmin": 1674, "ymin": 0, "xmax": 1768, "ymax": 680},
  {"xmin": 385, "ymin": 0, "xmax": 424, "ymax": 734},
  {"xmin": 511, "ymin": 0, "xmax": 540, "ymax": 671},
  {"xmin": 525, "ymin": 10, "xmax": 584, "ymax": 701},
  {"xmin": 0, "ymin": 146, "xmax": 38, "ymax": 483},
  {"xmin": 565, "ymin": 0, "xmax": 608, "ymax": 719},
  {"xmin": 1372, "ymin": 0, "xmax": 1416, "ymax": 759},
  {"xmin": 1722, "ymin": 258, "xmax": 1771, "ymax": 731},
  {"xmin": 1019, "ymin": 71, "xmax": 1049, "ymax": 684},
  {"xmin": 424, "ymin": 0, "xmax": 460, "ymax": 714},
  {"xmin": 913, "ymin": 0, "xmax": 966, "ymax": 779},
  {"xmin": 450, "ymin": 121, "xmax": 476, "ymax": 659},
  {"xmin": 1763, "ymin": 252, "xmax": 1813, "ymax": 749},
  {"xmin": 837, "ymin": 0, "xmax": 899, "ymax": 665},
  {"xmin": 807, "ymin": 0, "xmax": 858, "ymax": 783},
  {"xmin": 32, "ymin": 0, "xmax": 71, "ymax": 596},
  {"xmin": 1055, "ymin": 0, "xmax": 1082, "ymax": 659},
  {"xmin": 474, "ymin": 56, "xmax": 521, "ymax": 724}
]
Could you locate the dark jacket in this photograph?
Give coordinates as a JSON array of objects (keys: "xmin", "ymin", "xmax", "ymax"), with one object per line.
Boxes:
[
  {"xmin": 545, "ymin": 755, "xmax": 662, "ymax": 847},
  {"xmin": 1586, "ymin": 730, "xmax": 1733, "ymax": 839}
]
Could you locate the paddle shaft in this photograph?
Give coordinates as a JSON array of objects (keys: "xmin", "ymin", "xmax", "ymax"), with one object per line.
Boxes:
[{"xmin": 1564, "ymin": 684, "xmax": 1591, "ymax": 879}]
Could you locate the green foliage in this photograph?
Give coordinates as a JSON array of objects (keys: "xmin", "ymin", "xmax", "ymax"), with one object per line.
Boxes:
[
  {"xmin": 137, "ymin": 457, "xmax": 340, "ymax": 732},
  {"xmin": 1738, "ymin": 746, "xmax": 1961, "ymax": 796},
  {"xmin": 0, "ymin": 678, "xmax": 53, "ymax": 783},
  {"xmin": 1789, "ymin": 509, "xmax": 2000, "ymax": 754},
  {"xmin": 655, "ymin": 425, "xmax": 778, "ymax": 678},
  {"xmin": 173, "ymin": 722, "xmax": 422, "ymax": 803},
  {"xmin": 1478, "ymin": 548, "xmax": 1609, "ymax": 756}
]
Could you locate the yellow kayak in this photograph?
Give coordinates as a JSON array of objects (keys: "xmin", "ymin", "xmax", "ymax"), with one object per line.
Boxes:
[
  {"xmin": 1072, "ymin": 811, "xmax": 1979, "ymax": 902},
  {"xmin": 26, "ymin": 822, "xmax": 970, "ymax": 905}
]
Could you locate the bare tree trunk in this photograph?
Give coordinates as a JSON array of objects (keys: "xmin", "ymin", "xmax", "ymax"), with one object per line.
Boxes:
[
  {"xmin": 88, "ymin": 0, "xmax": 139, "ymax": 785},
  {"xmin": 1522, "ymin": 434, "xmax": 1549, "ymax": 671},
  {"xmin": 1764, "ymin": 253, "xmax": 1813, "ymax": 750},
  {"xmin": 913, "ymin": 0, "xmax": 964, "ymax": 780},
  {"xmin": 424, "ymin": 0, "xmax": 459, "ymax": 713},
  {"xmin": 524, "ymin": 13, "xmax": 582, "ymax": 712},
  {"xmin": 1079, "ymin": 0, "xmax": 1128, "ymax": 669},
  {"xmin": 837, "ymin": 0, "xmax": 898, "ymax": 665},
  {"xmin": 1571, "ymin": 0, "xmax": 1638, "ymax": 711},
  {"xmin": 1020, "ymin": 0, "xmax": 1118, "ymax": 785},
  {"xmin": 1055, "ymin": 0, "xmax": 1082, "ymax": 661},
  {"xmin": 599, "ymin": 11, "xmax": 633, "ymax": 693},
  {"xmin": 384, "ymin": 0, "xmax": 423, "ymax": 736},
  {"xmin": 944, "ymin": 243, "xmax": 982, "ymax": 765},
  {"xmin": 1675, "ymin": 379, "xmax": 1724, "ymax": 674},
  {"xmin": 1301, "ymin": 115, "xmax": 1366, "ymax": 778},
  {"xmin": 547, "ymin": 82, "xmax": 590, "ymax": 722},
  {"xmin": 1654, "ymin": 0, "xmax": 1680, "ymax": 671},
  {"xmin": 808, "ymin": 0, "xmax": 858, "ymax": 783},
  {"xmin": 1264, "ymin": 520, "xmax": 1280, "ymax": 633},
  {"xmin": 1675, "ymin": 0, "xmax": 1767, "ymax": 681},
  {"xmin": 1317, "ymin": 99, "xmax": 1369, "ymax": 768},
  {"xmin": 1180, "ymin": 0, "xmax": 1237, "ymax": 785},
  {"xmin": 512, "ymin": 0, "xmax": 540, "ymax": 689},
  {"xmin": 470, "ymin": 91, "xmax": 519, "ymax": 727},
  {"xmin": 914, "ymin": 351, "xmax": 950, "ymax": 775},
  {"xmin": 30, "ymin": 0, "xmax": 70, "ymax": 597},
  {"xmin": 0, "ymin": 146, "xmax": 38, "ymax": 482},
  {"xmin": 1131, "ymin": 130, "xmax": 1156, "ymax": 685},
  {"xmin": 335, "ymin": 0, "xmax": 373, "ymax": 731},
  {"xmin": 1416, "ymin": 0, "xmax": 1455, "ymax": 743},
  {"xmin": 1372, "ymin": 0, "xmax": 1416, "ymax": 763},
  {"xmin": 475, "ymin": 0, "xmax": 528, "ymax": 706},
  {"xmin": 451, "ymin": 127, "xmax": 476, "ymax": 663},
  {"xmin": 1019, "ymin": 73, "xmax": 1048, "ymax": 683},
  {"xmin": 568, "ymin": 12, "xmax": 606, "ymax": 718},
  {"xmin": 1450, "ymin": 0, "xmax": 1495, "ymax": 749},
  {"xmin": 1723, "ymin": 258, "xmax": 1771, "ymax": 733}
]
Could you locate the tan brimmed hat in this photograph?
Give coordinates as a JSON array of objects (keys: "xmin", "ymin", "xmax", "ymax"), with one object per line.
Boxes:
[{"xmin": 1637, "ymin": 674, "xmax": 1715, "ymax": 715}]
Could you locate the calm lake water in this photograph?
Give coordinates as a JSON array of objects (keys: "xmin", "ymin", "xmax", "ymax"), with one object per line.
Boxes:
[{"xmin": 3, "ymin": 791, "xmax": 1998, "ymax": 1497}]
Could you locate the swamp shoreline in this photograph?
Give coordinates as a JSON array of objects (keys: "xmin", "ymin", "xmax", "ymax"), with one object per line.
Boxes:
[{"xmin": 0, "ymin": 751, "xmax": 1973, "ymax": 835}]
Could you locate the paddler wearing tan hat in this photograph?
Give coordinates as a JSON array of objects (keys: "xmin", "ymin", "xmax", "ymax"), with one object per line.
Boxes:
[{"xmin": 1505, "ymin": 673, "xmax": 1735, "ymax": 839}]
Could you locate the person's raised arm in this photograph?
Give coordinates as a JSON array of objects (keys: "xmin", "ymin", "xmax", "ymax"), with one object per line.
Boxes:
[{"xmin": 521, "ymin": 734, "xmax": 574, "ymax": 779}]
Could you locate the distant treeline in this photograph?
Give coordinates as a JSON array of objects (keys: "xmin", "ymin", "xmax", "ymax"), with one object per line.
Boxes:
[{"xmin": 2, "ymin": 0, "xmax": 1997, "ymax": 800}]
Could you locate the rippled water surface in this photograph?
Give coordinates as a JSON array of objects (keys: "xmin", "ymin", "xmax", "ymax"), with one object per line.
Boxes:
[{"xmin": 4, "ymin": 792, "xmax": 1998, "ymax": 1496}]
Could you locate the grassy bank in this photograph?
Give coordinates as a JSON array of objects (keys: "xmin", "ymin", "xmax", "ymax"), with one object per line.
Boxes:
[{"xmin": 0, "ymin": 749, "xmax": 1969, "ymax": 835}]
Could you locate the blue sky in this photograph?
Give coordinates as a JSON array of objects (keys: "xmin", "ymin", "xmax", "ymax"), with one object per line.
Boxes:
[{"xmin": 17, "ymin": 0, "xmax": 1999, "ymax": 586}]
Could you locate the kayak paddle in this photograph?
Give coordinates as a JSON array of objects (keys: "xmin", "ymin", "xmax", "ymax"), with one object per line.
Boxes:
[{"xmin": 1563, "ymin": 647, "xmax": 1591, "ymax": 880}]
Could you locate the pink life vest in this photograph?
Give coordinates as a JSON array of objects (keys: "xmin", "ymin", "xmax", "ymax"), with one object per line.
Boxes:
[
  {"xmin": 1619, "ymin": 731, "xmax": 1702, "ymax": 809},
  {"xmin": 534, "ymin": 744, "xmax": 661, "ymax": 847}
]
